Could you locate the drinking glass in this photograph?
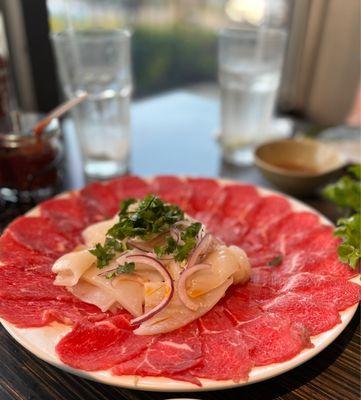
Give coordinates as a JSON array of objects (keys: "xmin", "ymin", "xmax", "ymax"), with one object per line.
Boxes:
[
  {"xmin": 52, "ymin": 29, "xmax": 132, "ymax": 178},
  {"xmin": 218, "ymin": 27, "xmax": 287, "ymax": 166}
]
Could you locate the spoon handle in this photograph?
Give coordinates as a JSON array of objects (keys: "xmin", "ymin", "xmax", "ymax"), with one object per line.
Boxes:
[{"xmin": 33, "ymin": 92, "xmax": 88, "ymax": 136}]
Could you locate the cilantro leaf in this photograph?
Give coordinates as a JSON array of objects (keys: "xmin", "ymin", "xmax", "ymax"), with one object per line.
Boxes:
[
  {"xmin": 322, "ymin": 165, "xmax": 361, "ymax": 213},
  {"xmin": 267, "ymin": 255, "xmax": 283, "ymax": 266},
  {"xmin": 348, "ymin": 164, "xmax": 361, "ymax": 180},
  {"xmin": 89, "ymin": 243, "xmax": 114, "ymax": 268},
  {"xmin": 105, "ymin": 262, "xmax": 136, "ymax": 279},
  {"xmin": 334, "ymin": 214, "xmax": 361, "ymax": 268},
  {"xmin": 323, "ymin": 164, "xmax": 361, "ymax": 269}
]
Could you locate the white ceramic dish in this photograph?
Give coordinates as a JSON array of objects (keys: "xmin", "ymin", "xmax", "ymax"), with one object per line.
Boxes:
[{"xmin": 0, "ymin": 181, "xmax": 359, "ymax": 392}]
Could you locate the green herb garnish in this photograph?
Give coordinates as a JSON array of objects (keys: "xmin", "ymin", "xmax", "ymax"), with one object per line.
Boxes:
[
  {"xmin": 105, "ymin": 262, "xmax": 136, "ymax": 279},
  {"xmin": 155, "ymin": 222, "xmax": 202, "ymax": 262},
  {"xmin": 267, "ymin": 255, "xmax": 283, "ymax": 266},
  {"xmin": 322, "ymin": 164, "xmax": 361, "ymax": 268},
  {"xmin": 89, "ymin": 237, "xmax": 125, "ymax": 268},
  {"xmin": 90, "ymin": 195, "xmax": 201, "ymax": 268},
  {"xmin": 108, "ymin": 194, "xmax": 184, "ymax": 241},
  {"xmin": 334, "ymin": 214, "xmax": 360, "ymax": 268}
]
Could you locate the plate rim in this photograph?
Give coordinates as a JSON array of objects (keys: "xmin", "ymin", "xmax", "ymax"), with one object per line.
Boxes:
[{"xmin": 0, "ymin": 177, "xmax": 359, "ymax": 392}]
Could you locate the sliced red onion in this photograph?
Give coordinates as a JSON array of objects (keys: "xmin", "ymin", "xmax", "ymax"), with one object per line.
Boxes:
[
  {"xmin": 126, "ymin": 239, "xmax": 153, "ymax": 252},
  {"xmin": 170, "ymin": 227, "xmax": 180, "ymax": 243},
  {"xmin": 178, "ymin": 263, "xmax": 211, "ymax": 310},
  {"xmin": 125, "ymin": 254, "xmax": 174, "ymax": 326},
  {"xmin": 187, "ymin": 233, "xmax": 212, "ymax": 268}
]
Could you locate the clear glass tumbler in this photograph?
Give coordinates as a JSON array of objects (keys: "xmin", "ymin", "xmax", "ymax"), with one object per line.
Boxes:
[
  {"xmin": 218, "ymin": 27, "xmax": 287, "ymax": 166},
  {"xmin": 52, "ymin": 29, "xmax": 132, "ymax": 179}
]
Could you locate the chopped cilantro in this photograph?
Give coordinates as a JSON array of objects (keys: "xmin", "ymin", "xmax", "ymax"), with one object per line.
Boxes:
[
  {"xmin": 105, "ymin": 262, "xmax": 136, "ymax": 279},
  {"xmin": 89, "ymin": 238, "xmax": 124, "ymax": 268},
  {"xmin": 334, "ymin": 214, "xmax": 360, "ymax": 268},
  {"xmin": 155, "ymin": 222, "xmax": 202, "ymax": 262},
  {"xmin": 91, "ymin": 195, "xmax": 203, "ymax": 268},
  {"xmin": 267, "ymin": 255, "xmax": 283, "ymax": 266},
  {"xmin": 323, "ymin": 164, "xmax": 361, "ymax": 269},
  {"xmin": 323, "ymin": 165, "xmax": 361, "ymax": 214}
]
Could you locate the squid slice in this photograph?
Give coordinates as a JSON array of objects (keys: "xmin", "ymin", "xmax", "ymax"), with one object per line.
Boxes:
[
  {"xmin": 52, "ymin": 249, "xmax": 96, "ymax": 286},
  {"xmin": 186, "ymin": 245, "xmax": 250, "ymax": 298},
  {"xmin": 134, "ymin": 278, "xmax": 233, "ymax": 335},
  {"xmin": 67, "ymin": 280, "xmax": 116, "ymax": 312},
  {"xmin": 83, "ymin": 265, "xmax": 144, "ymax": 317},
  {"xmin": 82, "ymin": 216, "xmax": 118, "ymax": 247}
]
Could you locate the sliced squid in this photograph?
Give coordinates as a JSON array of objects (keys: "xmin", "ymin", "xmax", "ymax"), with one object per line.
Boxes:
[
  {"xmin": 82, "ymin": 216, "xmax": 118, "ymax": 247},
  {"xmin": 67, "ymin": 280, "xmax": 116, "ymax": 312},
  {"xmin": 134, "ymin": 278, "xmax": 233, "ymax": 335},
  {"xmin": 52, "ymin": 249, "xmax": 96, "ymax": 286},
  {"xmin": 82, "ymin": 265, "xmax": 144, "ymax": 316},
  {"xmin": 185, "ymin": 245, "xmax": 249, "ymax": 299}
]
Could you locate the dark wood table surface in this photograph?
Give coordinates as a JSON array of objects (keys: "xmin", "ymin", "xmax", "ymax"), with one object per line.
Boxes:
[{"xmin": 0, "ymin": 91, "xmax": 359, "ymax": 400}]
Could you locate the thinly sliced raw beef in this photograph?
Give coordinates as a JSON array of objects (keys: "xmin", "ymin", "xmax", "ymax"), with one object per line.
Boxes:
[
  {"xmin": 263, "ymin": 293, "xmax": 341, "ymax": 336},
  {"xmin": 198, "ymin": 304, "xmax": 234, "ymax": 333},
  {"xmin": 223, "ymin": 296, "xmax": 263, "ymax": 324},
  {"xmin": 57, "ymin": 313, "xmax": 151, "ymax": 371},
  {"xmin": 79, "ymin": 182, "xmax": 119, "ymax": 222},
  {"xmin": 0, "ymin": 265, "xmax": 73, "ymax": 301},
  {"xmin": 113, "ymin": 322, "xmax": 202, "ymax": 378},
  {"xmin": 280, "ymin": 249, "xmax": 357, "ymax": 278},
  {"xmin": 189, "ymin": 329, "xmax": 252, "ymax": 382},
  {"xmin": 238, "ymin": 313, "xmax": 312, "ymax": 366},
  {"xmin": 279, "ymin": 273, "xmax": 361, "ymax": 311},
  {"xmin": 241, "ymin": 195, "xmax": 291, "ymax": 251},
  {"xmin": 210, "ymin": 217, "xmax": 250, "ymax": 247},
  {"xmin": 39, "ymin": 195, "xmax": 87, "ymax": 239},
  {"xmin": 149, "ymin": 176, "xmax": 191, "ymax": 209},
  {"xmin": 247, "ymin": 249, "xmax": 284, "ymax": 268},
  {"xmin": 232, "ymin": 283, "xmax": 277, "ymax": 304},
  {"xmin": 107, "ymin": 176, "xmax": 150, "ymax": 201},
  {"xmin": 268, "ymin": 212, "xmax": 322, "ymax": 254},
  {"xmin": 250, "ymin": 267, "xmax": 289, "ymax": 290},
  {"xmin": 6, "ymin": 217, "xmax": 75, "ymax": 258},
  {"xmin": 0, "ymin": 232, "xmax": 53, "ymax": 275},
  {"xmin": 221, "ymin": 184, "xmax": 260, "ymax": 220},
  {"xmin": 184, "ymin": 178, "xmax": 222, "ymax": 215},
  {"xmin": 0, "ymin": 298, "xmax": 103, "ymax": 328}
]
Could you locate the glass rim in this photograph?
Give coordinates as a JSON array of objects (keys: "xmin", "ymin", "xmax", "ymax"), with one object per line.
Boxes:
[
  {"xmin": 51, "ymin": 28, "xmax": 132, "ymax": 42},
  {"xmin": 218, "ymin": 27, "xmax": 287, "ymax": 38}
]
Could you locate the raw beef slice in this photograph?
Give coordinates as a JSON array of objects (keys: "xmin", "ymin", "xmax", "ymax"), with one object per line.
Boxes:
[
  {"xmin": 57, "ymin": 313, "xmax": 152, "ymax": 370},
  {"xmin": 40, "ymin": 195, "xmax": 87, "ymax": 237},
  {"xmin": 0, "ymin": 298, "xmax": 103, "ymax": 328},
  {"xmin": 149, "ymin": 176, "xmax": 192, "ymax": 209},
  {"xmin": 6, "ymin": 216, "xmax": 75, "ymax": 258},
  {"xmin": 113, "ymin": 322, "xmax": 202, "ymax": 378},
  {"xmin": 106, "ymin": 176, "xmax": 150, "ymax": 201},
  {"xmin": 189, "ymin": 329, "xmax": 252, "ymax": 382},
  {"xmin": 263, "ymin": 293, "xmax": 341, "ymax": 336},
  {"xmin": 238, "ymin": 313, "xmax": 312, "ymax": 366}
]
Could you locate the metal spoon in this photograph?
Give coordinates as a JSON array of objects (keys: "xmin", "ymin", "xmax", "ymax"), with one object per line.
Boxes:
[{"xmin": 33, "ymin": 92, "xmax": 88, "ymax": 136}]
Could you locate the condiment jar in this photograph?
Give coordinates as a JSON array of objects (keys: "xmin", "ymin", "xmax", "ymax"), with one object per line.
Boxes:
[{"xmin": 0, "ymin": 117, "xmax": 62, "ymax": 203}]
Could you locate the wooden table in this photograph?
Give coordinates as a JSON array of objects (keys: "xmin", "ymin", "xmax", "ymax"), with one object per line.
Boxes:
[{"xmin": 0, "ymin": 91, "xmax": 359, "ymax": 400}]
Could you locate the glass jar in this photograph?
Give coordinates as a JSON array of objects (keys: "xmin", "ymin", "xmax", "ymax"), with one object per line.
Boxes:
[{"xmin": 0, "ymin": 116, "xmax": 63, "ymax": 203}]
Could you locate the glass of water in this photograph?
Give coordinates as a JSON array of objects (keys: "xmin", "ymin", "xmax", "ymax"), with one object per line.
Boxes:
[
  {"xmin": 218, "ymin": 27, "xmax": 287, "ymax": 166},
  {"xmin": 52, "ymin": 29, "xmax": 132, "ymax": 179}
]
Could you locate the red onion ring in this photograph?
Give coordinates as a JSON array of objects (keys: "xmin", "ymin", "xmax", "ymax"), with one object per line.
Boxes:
[
  {"xmin": 187, "ymin": 233, "xmax": 212, "ymax": 268},
  {"xmin": 125, "ymin": 254, "xmax": 174, "ymax": 326},
  {"xmin": 178, "ymin": 263, "xmax": 211, "ymax": 310},
  {"xmin": 126, "ymin": 239, "xmax": 153, "ymax": 252}
]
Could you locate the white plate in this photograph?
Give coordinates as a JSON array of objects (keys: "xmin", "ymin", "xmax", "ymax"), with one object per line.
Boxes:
[{"xmin": 0, "ymin": 181, "xmax": 359, "ymax": 392}]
